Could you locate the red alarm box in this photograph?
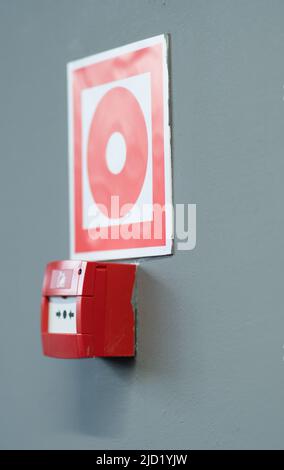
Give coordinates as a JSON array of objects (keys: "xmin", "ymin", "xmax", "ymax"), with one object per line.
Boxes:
[{"xmin": 41, "ymin": 260, "xmax": 137, "ymax": 358}]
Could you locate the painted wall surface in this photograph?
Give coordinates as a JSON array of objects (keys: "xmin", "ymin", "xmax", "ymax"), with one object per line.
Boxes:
[{"xmin": 0, "ymin": 0, "xmax": 284, "ymax": 450}]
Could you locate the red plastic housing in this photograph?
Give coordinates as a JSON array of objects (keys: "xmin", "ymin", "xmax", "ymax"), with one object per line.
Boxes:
[{"xmin": 41, "ymin": 260, "xmax": 136, "ymax": 358}]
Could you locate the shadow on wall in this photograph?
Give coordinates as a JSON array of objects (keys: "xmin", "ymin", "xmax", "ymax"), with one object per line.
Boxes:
[
  {"xmin": 66, "ymin": 265, "xmax": 186, "ymax": 437},
  {"xmin": 73, "ymin": 357, "xmax": 136, "ymax": 437}
]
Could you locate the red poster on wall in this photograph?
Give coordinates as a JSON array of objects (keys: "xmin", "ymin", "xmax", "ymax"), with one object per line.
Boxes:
[{"xmin": 67, "ymin": 35, "xmax": 172, "ymax": 260}]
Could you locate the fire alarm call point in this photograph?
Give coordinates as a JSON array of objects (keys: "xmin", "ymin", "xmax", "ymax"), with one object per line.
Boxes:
[{"xmin": 41, "ymin": 260, "xmax": 136, "ymax": 358}]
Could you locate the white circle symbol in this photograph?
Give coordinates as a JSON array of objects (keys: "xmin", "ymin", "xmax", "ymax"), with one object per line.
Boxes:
[{"xmin": 106, "ymin": 132, "xmax": 127, "ymax": 175}]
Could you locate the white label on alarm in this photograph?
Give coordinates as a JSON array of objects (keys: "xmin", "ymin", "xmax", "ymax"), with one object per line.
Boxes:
[{"xmin": 48, "ymin": 296, "xmax": 77, "ymax": 334}]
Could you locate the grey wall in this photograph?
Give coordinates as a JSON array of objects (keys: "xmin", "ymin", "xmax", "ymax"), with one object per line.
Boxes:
[{"xmin": 0, "ymin": 0, "xmax": 284, "ymax": 450}]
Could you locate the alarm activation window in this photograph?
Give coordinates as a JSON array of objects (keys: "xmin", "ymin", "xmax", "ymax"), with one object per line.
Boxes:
[{"xmin": 48, "ymin": 297, "xmax": 77, "ymax": 334}]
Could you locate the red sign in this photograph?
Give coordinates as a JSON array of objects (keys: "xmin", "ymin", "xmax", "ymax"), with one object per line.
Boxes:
[{"xmin": 68, "ymin": 35, "xmax": 172, "ymax": 260}]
